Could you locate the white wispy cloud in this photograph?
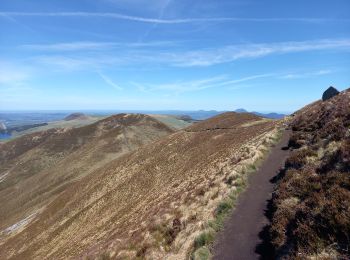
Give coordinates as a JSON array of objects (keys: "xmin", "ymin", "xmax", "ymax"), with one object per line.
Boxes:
[
  {"xmin": 132, "ymin": 74, "xmax": 272, "ymax": 94},
  {"xmin": 0, "ymin": 12, "xmax": 348, "ymax": 24},
  {"xmin": 140, "ymin": 0, "xmax": 173, "ymax": 40},
  {"xmin": 132, "ymin": 69, "xmax": 334, "ymax": 94},
  {"xmin": 280, "ymin": 69, "xmax": 332, "ymax": 79},
  {"xmin": 207, "ymin": 74, "xmax": 275, "ymax": 87},
  {"xmin": 21, "ymin": 42, "xmax": 117, "ymax": 51},
  {"xmin": 132, "ymin": 75, "xmax": 229, "ymax": 94},
  {"xmin": 169, "ymin": 39, "xmax": 350, "ymax": 67},
  {"xmin": 0, "ymin": 63, "xmax": 32, "ymax": 86},
  {"xmin": 32, "ymin": 55, "xmax": 122, "ymax": 71},
  {"xmin": 98, "ymin": 72, "xmax": 123, "ymax": 90},
  {"xmin": 20, "ymin": 41, "xmax": 175, "ymax": 51},
  {"xmin": 28, "ymin": 39, "xmax": 350, "ymax": 71}
]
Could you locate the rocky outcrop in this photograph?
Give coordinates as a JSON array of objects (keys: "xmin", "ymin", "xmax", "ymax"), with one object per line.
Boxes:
[{"xmin": 322, "ymin": 86, "xmax": 339, "ymax": 101}]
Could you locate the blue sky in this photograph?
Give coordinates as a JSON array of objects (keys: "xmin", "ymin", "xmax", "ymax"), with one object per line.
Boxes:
[{"xmin": 0, "ymin": 0, "xmax": 349, "ymax": 113}]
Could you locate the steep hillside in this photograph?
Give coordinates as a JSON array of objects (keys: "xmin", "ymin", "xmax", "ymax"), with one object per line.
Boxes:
[
  {"xmin": 268, "ymin": 88, "xmax": 350, "ymax": 259},
  {"xmin": 0, "ymin": 112, "xmax": 279, "ymax": 259},
  {"xmin": 3, "ymin": 116, "xmax": 105, "ymax": 141},
  {"xmin": 0, "ymin": 114, "xmax": 174, "ymax": 235},
  {"xmin": 1, "ymin": 114, "xmax": 190, "ymax": 141},
  {"xmin": 185, "ymin": 112, "xmax": 264, "ymax": 132}
]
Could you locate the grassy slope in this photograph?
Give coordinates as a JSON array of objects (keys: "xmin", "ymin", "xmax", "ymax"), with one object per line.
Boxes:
[
  {"xmin": 191, "ymin": 128, "xmax": 283, "ymax": 259},
  {"xmin": 0, "ymin": 112, "xmax": 279, "ymax": 260},
  {"xmin": 0, "ymin": 114, "xmax": 175, "ymax": 233},
  {"xmin": 4, "ymin": 116, "xmax": 105, "ymax": 141},
  {"xmin": 2, "ymin": 114, "xmax": 190, "ymax": 141}
]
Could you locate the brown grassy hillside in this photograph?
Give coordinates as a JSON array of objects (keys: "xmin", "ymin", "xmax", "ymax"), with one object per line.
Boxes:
[
  {"xmin": 269, "ymin": 89, "xmax": 350, "ymax": 259},
  {"xmin": 0, "ymin": 114, "xmax": 174, "ymax": 234},
  {"xmin": 0, "ymin": 112, "xmax": 279, "ymax": 259}
]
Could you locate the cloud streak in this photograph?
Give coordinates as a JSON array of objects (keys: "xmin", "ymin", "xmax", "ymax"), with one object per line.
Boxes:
[
  {"xmin": 0, "ymin": 12, "xmax": 348, "ymax": 24},
  {"xmin": 132, "ymin": 69, "xmax": 334, "ymax": 94},
  {"xmin": 280, "ymin": 69, "xmax": 332, "ymax": 79},
  {"xmin": 132, "ymin": 75, "xmax": 229, "ymax": 94},
  {"xmin": 20, "ymin": 41, "xmax": 175, "ymax": 51},
  {"xmin": 98, "ymin": 72, "xmax": 123, "ymax": 90},
  {"xmin": 169, "ymin": 39, "xmax": 350, "ymax": 67},
  {"xmin": 132, "ymin": 74, "xmax": 273, "ymax": 94},
  {"xmin": 28, "ymin": 39, "xmax": 350, "ymax": 71}
]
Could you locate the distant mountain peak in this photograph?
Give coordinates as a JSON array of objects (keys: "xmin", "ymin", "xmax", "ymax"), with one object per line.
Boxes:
[
  {"xmin": 64, "ymin": 113, "xmax": 89, "ymax": 121},
  {"xmin": 234, "ymin": 108, "xmax": 285, "ymax": 119},
  {"xmin": 234, "ymin": 108, "xmax": 248, "ymax": 113}
]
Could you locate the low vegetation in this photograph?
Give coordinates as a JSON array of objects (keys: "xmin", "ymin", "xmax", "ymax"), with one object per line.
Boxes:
[
  {"xmin": 190, "ymin": 128, "xmax": 283, "ymax": 259},
  {"xmin": 269, "ymin": 89, "xmax": 350, "ymax": 259}
]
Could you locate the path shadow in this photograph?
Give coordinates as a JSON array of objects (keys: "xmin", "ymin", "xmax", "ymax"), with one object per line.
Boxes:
[
  {"xmin": 255, "ymin": 167, "xmax": 287, "ymax": 259},
  {"xmin": 255, "ymin": 198, "xmax": 275, "ymax": 259},
  {"xmin": 281, "ymin": 146, "xmax": 290, "ymax": 151},
  {"xmin": 270, "ymin": 167, "xmax": 287, "ymax": 184}
]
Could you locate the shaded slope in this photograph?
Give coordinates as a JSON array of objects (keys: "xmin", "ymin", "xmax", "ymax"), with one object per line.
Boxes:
[
  {"xmin": 0, "ymin": 112, "xmax": 278, "ymax": 259},
  {"xmin": 0, "ymin": 114, "xmax": 174, "ymax": 232}
]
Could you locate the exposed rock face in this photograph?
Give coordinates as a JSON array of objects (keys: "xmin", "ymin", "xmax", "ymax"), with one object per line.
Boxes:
[{"xmin": 322, "ymin": 86, "xmax": 339, "ymax": 101}]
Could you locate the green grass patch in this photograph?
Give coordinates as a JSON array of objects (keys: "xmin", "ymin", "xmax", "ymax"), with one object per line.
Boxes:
[
  {"xmin": 190, "ymin": 128, "xmax": 285, "ymax": 259},
  {"xmin": 194, "ymin": 230, "xmax": 215, "ymax": 250},
  {"xmin": 192, "ymin": 246, "xmax": 212, "ymax": 260}
]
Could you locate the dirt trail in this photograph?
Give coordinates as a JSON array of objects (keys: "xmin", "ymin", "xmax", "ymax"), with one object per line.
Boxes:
[{"xmin": 213, "ymin": 130, "xmax": 291, "ymax": 260}]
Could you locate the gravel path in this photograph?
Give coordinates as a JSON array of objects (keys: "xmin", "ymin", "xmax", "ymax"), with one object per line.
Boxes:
[{"xmin": 213, "ymin": 130, "xmax": 291, "ymax": 260}]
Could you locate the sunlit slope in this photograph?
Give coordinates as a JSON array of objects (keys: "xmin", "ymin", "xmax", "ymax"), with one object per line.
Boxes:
[
  {"xmin": 0, "ymin": 114, "xmax": 174, "ymax": 234},
  {"xmin": 0, "ymin": 112, "xmax": 278, "ymax": 259}
]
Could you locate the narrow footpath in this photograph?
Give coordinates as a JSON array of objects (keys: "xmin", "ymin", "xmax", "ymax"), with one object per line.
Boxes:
[{"xmin": 213, "ymin": 130, "xmax": 292, "ymax": 260}]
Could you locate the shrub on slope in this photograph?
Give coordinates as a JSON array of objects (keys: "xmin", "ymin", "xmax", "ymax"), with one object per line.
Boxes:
[{"xmin": 270, "ymin": 89, "xmax": 350, "ymax": 259}]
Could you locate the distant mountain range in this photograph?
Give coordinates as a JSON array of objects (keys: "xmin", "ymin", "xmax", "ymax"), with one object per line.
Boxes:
[
  {"xmin": 0, "ymin": 109, "xmax": 285, "ymax": 137},
  {"xmin": 161, "ymin": 109, "xmax": 285, "ymax": 120},
  {"xmin": 234, "ymin": 109, "xmax": 286, "ymax": 119}
]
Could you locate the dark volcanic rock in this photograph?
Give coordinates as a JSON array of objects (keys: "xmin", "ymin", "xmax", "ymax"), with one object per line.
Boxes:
[{"xmin": 322, "ymin": 86, "xmax": 339, "ymax": 101}]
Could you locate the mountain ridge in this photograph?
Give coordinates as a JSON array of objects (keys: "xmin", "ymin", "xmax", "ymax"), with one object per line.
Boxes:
[
  {"xmin": 0, "ymin": 111, "xmax": 280, "ymax": 259},
  {"xmin": 0, "ymin": 113, "xmax": 175, "ymax": 234}
]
